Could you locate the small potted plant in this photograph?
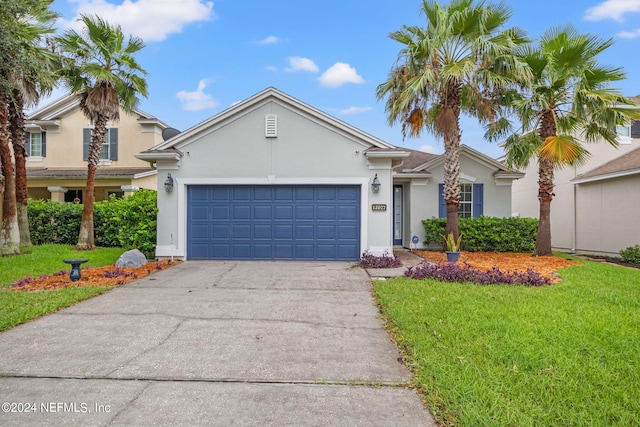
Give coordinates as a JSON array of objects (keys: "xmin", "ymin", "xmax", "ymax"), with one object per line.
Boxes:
[{"xmin": 442, "ymin": 232, "xmax": 462, "ymax": 262}]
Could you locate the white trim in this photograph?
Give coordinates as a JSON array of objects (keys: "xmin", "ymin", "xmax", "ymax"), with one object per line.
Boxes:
[
  {"xmin": 572, "ymin": 168, "xmax": 640, "ymax": 184},
  {"xmin": 27, "ymin": 156, "xmax": 44, "ymax": 163},
  {"xmin": 171, "ymin": 177, "xmax": 370, "ymax": 260},
  {"xmin": 133, "ymin": 169, "xmax": 157, "ymax": 179}
]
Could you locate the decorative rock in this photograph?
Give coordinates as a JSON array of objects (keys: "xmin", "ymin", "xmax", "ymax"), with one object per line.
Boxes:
[{"xmin": 115, "ymin": 249, "xmax": 148, "ymax": 268}]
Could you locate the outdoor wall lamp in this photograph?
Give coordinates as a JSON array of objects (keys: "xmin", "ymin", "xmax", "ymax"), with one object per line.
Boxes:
[
  {"xmin": 371, "ymin": 174, "xmax": 381, "ymax": 193},
  {"xmin": 164, "ymin": 173, "xmax": 174, "ymax": 193}
]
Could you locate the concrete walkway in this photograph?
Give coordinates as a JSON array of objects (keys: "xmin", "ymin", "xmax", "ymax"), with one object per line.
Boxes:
[{"xmin": 0, "ymin": 261, "xmax": 435, "ymax": 426}]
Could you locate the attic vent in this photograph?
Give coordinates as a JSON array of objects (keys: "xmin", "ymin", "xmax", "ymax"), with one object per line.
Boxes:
[{"xmin": 265, "ymin": 114, "xmax": 277, "ymax": 138}]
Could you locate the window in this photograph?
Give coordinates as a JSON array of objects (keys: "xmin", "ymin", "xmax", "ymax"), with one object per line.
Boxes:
[
  {"xmin": 84, "ymin": 127, "xmax": 118, "ymax": 161},
  {"xmin": 439, "ymin": 183, "xmax": 483, "ymax": 219},
  {"xmin": 458, "ymin": 183, "xmax": 473, "ymax": 218},
  {"xmin": 617, "ymin": 124, "xmax": 632, "ymax": 144},
  {"xmin": 100, "ymin": 129, "xmax": 111, "ymax": 160},
  {"xmin": 29, "ymin": 132, "xmax": 42, "ymax": 156},
  {"xmin": 26, "ymin": 131, "xmax": 46, "ymax": 159}
]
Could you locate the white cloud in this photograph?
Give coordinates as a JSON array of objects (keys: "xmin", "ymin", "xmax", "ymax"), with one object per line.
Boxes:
[
  {"xmin": 318, "ymin": 62, "xmax": 364, "ymax": 88},
  {"xmin": 618, "ymin": 28, "xmax": 640, "ymax": 38},
  {"xmin": 60, "ymin": 0, "xmax": 215, "ymax": 42},
  {"xmin": 254, "ymin": 35, "xmax": 281, "ymax": 45},
  {"xmin": 419, "ymin": 144, "xmax": 437, "ymax": 154},
  {"xmin": 584, "ymin": 0, "xmax": 640, "ymax": 21},
  {"xmin": 338, "ymin": 106, "xmax": 372, "ymax": 115},
  {"xmin": 285, "ymin": 57, "xmax": 319, "ymax": 73},
  {"xmin": 265, "ymin": 65, "xmax": 278, "ymax": 72},
  {"xmin": 176, "ymin": 79, "xmax": 219, "ymax": 111}
]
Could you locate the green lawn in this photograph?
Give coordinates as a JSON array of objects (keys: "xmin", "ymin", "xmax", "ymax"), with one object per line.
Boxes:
[
  {"xmin": 374, "ymin": 258, "xmax": 640, "ymax": 426},
  {"xmin": 0, "ymin": 244, "xmax": 125, "ymax": 331}
]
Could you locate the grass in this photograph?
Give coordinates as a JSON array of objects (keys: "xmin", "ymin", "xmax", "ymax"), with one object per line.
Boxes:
[
  {"xmin": 0, "ymin": 244, "xmax": 125, "ymax": 331},
  {"xmin": 373, "ymin": 257, "xmax": 640, "ymax": 426}
]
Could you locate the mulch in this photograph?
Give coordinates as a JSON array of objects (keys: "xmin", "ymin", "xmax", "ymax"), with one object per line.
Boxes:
[
  {"xmin": 9, "ymin": 260, "xmax": 181, "ymax": 292},
  {"xmin": 414, "ymin": 250, "xmax": 581, "ymax": 283}
]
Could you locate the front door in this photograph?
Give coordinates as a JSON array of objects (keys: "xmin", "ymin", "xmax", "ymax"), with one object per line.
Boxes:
[{"xmin": 393, "ymin": 185, "xmax": 403, "ymax": 246}]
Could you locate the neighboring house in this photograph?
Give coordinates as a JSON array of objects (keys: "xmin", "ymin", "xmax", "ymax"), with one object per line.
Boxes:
[
  {"xmin": 510, "ymin": 99, "xmax": 640, "ymax": 256},
  {"xmin": 25, "ymin": 94, "xmax": 169, "ymax": 203},
  {"xmin": 137, "ymin": 87, "xmax": 523, "ymax": 261}
]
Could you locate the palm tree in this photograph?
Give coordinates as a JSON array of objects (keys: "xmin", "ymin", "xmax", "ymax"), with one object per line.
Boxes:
[
  {"xmin": 9, "ymin": 5, "xmax": 59, "ymax": 247},
  {"xmin": 56, "ymin": 14, "xmax": 148, "ymax": 250},
  {"xmin": 490, "ymin": 26, "xmax": 640, "ymax": 256},
  {"xmin": 376, "ymin": 0, "xmax": 529, "ymax": 241},
  {"xmin": 0, "ymin": 0, "xmax": 57, "ymax": 254}
]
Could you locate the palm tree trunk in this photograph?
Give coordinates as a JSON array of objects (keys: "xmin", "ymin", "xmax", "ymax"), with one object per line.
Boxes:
[
  {"xmin": 442, "ymin": 86, "xmax": 462, "ymax": 241},
  {"xmin": 443, "ymin": 137, "xmax": 461, "ymax": 240},
  {"xmin": 533, "ymin": 110, "xmax": 558, "ymax": 257},
  {"xmin": 9, "ymin": 90, "xmax": 31, "ymax": 246},
  {"xmin": 76, "ymin": 117, "xmax": 106, "ymax": 250},
  {"xmin": 0, "ymin": 93, "xmax": 20, "ymax": 255},
  {"xmin": 534, "ymin": 157, "xmax": 554, "ymax": 256}
]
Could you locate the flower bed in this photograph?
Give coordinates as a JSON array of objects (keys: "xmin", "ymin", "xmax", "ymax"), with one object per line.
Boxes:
[{"xmin": 10, "ymin": 260, "xmax": 180, "ymax": 291}]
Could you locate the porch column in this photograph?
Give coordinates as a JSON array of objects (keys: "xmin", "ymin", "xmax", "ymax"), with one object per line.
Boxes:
[{"xmin": 47, "ymin": 186, "xmax": 68, "ymax": 202}]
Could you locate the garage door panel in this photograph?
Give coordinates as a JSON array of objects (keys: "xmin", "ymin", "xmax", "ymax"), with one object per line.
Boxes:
[
  {"xmin": 316, "ymin": 206, "xmax": 336, "ymax": 220},
  {"xmin": 295, "ymin": 225, "xmax": 314, "ymax": 239},
  {"xmin": 211, "ymin": 224, "xmax": 229, "ymax": 238},
  {"xmin": 254, "ymin": 224, "xmax": 272, "ymax": 239},
  {"xmin": 254, "ymin": 205, "xmax": 271, "ymax": 219},
  {"xmin": 191, "ymin": 206, "xmax": 210, "ymax": 220},
  {"xmin": 212, "ymin": 187, "xmax": 230, "ymax": 200},
  {"xmin": 232, "ymin": 224, "xmax": 251, "ymax": 239},
  {"xmin": 212, "ymin": 206, "xmax": 229, "ymax": 220},
  {"xmin": 188, "ymin": 185, "xmax": 360, "ymax": 260},
  {"xmin": 295, "ymin": 205, "xmax": 314, "ymax": 219}
]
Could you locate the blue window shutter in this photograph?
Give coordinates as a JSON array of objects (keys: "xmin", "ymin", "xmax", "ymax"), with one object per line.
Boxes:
[
  {"xmin": 473, "ymin": 183, "xmax": 484, "ymax": 218},
  {"xmin": 631, "ymin": 121, "xmax": 640, "ymax": 138},
  {"xmin": 41, "ymin": 132, "xmax": 46, "ymax": 157},
  {"xmin": 438, "ymin": 183, "xmax": 446, "ymax": 218},
  {"xmin": 83, "ymin": 128, "xmax": 91, "ymax": 161},
  {"xmin": 109, "ymin": 128, "xmax": 118, "ymax": 160},
  {"xmin": 25, "ymin": 132, "xmax": 30, "ymax": 156}
]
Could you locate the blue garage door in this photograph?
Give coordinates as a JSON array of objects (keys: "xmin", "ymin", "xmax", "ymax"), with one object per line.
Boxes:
[{"xmin": 187, "ymin": 185, "xmax": 361, "ymax": 260}]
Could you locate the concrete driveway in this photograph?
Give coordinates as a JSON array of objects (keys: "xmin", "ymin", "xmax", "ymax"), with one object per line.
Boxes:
[{"xmin": 0, "ymin": 261, "xmax": 435, "ymax": 426}]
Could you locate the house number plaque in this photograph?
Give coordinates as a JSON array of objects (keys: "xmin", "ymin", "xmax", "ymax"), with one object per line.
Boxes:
[{"xmin": 371, "ymin": 204, "xmax": 387, "ymax": 211}]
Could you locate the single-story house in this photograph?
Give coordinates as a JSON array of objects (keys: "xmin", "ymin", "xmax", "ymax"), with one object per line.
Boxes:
[{"xmin": 137, "ymin": 87, "xmax": 523, "ymax": 261}]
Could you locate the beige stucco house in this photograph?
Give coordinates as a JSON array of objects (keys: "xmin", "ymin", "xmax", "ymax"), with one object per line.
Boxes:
[
  {"xmin": 137, "ymin": 87, "xmax": 523, "ymax": 261},
  {"xmin": 511, "ymin": 111, "xmax": 640, "ymax": 256},
  {"xmin": 25, "ymin": 94, "xmax": 169, "ymax": 202}
]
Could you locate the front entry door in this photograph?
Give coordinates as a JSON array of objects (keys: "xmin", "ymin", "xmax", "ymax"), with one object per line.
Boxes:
[{"xmin": 393, "ymin": 185, "xmax": 403, "ymax": 246}]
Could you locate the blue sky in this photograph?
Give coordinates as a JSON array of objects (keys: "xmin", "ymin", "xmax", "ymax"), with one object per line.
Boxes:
[{"xmin": 45, "ymin": 0, "xmax": 640, "ymax": 158}]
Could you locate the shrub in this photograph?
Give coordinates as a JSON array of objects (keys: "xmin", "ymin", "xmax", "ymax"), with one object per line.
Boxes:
[
  {"xmin": 422, "ymin": 216, "xmax": 538, "ymax": 252},
  {"xmin": 620, "ymin": 245, "xmax": 640, "ymax": 263},
  {"xmin": 360, "ymin": 250, "xmax": 402, "ymax": 268},
  {"xmin": 404, "ymin": 261, "xmax": 551, "ymax": 286},
  {"xmin": 27, "ymin": 199, "xmax": 82, "ymax": 245},
  {"xmin": 28, "ymin": 189, "xmax": 157, "ymax": 256}
]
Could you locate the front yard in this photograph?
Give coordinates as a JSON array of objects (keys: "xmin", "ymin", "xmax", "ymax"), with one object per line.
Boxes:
[{"xmin": 374, "ymin": 257, "xmax": 640, "ymax": 426}]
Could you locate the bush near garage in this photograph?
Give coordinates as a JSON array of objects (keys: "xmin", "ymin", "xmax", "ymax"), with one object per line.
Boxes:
[
  {"xmin": 422, "ymin": 216, "xmax": 538, "ymax": 252},
  {"xmin": 620, "ymin": 244, "xmax": 640, "ymax": 263},
  {"xmin": 28, "ymin": 189, "xmax": 158, "ymax": 257}
]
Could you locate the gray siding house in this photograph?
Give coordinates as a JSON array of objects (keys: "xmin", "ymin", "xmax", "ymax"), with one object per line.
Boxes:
[{"xmin": 137, "ymin": 88, "xmax": 522, "ymax": 261}]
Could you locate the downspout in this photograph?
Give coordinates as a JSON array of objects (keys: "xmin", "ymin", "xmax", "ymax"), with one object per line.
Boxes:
[{"xmin": 571, "ymin": 165, "xmax": 577, "ymax": 253}]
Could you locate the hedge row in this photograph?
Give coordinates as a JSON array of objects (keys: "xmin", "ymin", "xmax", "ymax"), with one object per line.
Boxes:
[
  {"xmin": 28, "ymin": 189, "xmax": 158, "ymax": 256},
  {"xmin": 422, "ymin": 216, "xmax": 538, "ymax": 253}
]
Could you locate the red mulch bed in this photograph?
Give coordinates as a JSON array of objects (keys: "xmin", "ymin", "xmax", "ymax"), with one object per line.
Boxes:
[
  {"xmin": 10, "ymin": 260, "xmax": 181, "ymax": 292},
  {"xmin": 414, "ymin": 251, "xmax": 581, "ymax": 283}
]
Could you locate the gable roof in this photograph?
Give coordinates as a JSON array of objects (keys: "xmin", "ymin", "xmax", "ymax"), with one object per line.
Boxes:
[
  {"xmin": 402, "ymin": 144, "xmax": 524, "ymax": 178},
  {"xmin": 572, "ymin": 145, "xmax": 640, "ymax": 183},
  {"xmin": 27, "ymin": 93, "xmax": 168, "ymax": 126},
  {"xmin": 140, "ymin": 87, "xmax": 395, "ymax": 158}
]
